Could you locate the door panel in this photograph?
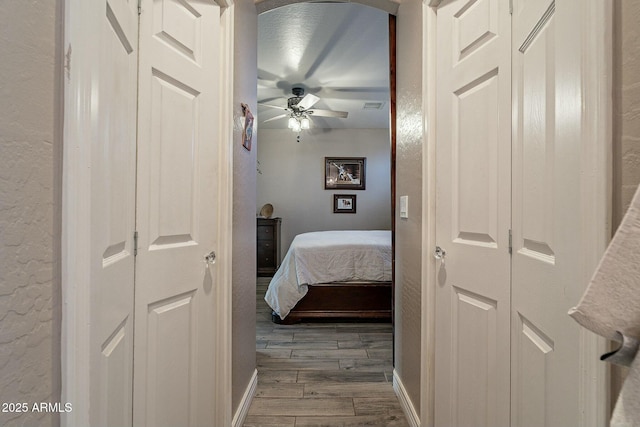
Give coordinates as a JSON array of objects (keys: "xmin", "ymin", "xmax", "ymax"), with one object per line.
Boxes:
[
  {"xmin": 514, "ymin": 314, "xmax": 554, "ymax": 427},
  {"xmin": 454, "ymin": 0, "xmax": 498, "ymax": 61},
  {"xmin": 434, "ymin": 0, "xmax": 511, "ymax": 426},
  {"xmin": 512, "ymin": 1, "xmax": 583, "ymax": 425},
  {"xmin": 515, "ymin": 3, "xmax": 555, "ymax": 264},
  {"xmin": 92, "ymin": 0, "xmax": 138, "ymax": 425},
  {"xmin": 511, "ymin": 4, "xmax": 558, "ymax": 426},
  {"xmin": 451, "ymin": 288, "xmax": 499, "ymax": 427},
  {"xmin": 135, "ymin": 0, "xmax": 221, "ymax": 426},
  {"xmin": 145, "ymin": 291, "xmax": 197, "ymax": 427},
  {"xmin": 148, "ymin": 69, "xmax": 201, "ymax": 246},
  {"xmin": 154, "ymin": 0, "xmax": 203, "ymax": 61},
  {"xmin": 453, "ymin": 69, "xmax": 500, "ymax": 247}
]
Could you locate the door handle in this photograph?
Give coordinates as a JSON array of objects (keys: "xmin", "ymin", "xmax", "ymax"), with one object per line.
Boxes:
[
  {"xmin": 434, "ymin": 246, "xmax": 446, "ymax": 260},
  {"xmin": 204, "ymin": 251, "xmax": 216, "ymax": 265}
]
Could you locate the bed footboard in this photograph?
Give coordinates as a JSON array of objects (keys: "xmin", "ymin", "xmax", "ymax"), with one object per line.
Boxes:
[{"xmin": 273, "ymin": 281, "xmax": 392, "ymax": 324}]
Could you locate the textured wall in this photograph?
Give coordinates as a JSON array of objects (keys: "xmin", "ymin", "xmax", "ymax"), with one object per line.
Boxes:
[
  {"xmin": 611, "ymin": 0, "xmax": 640, "ymax": 407},
  {"xmin": 232, "ymin": 0, "xmax": 259, "ymax": 416},
  {"xmin": 257, "ymin": 128, "xmax": 392, "ymax": 251},
  {"xmin": 0, "ymin": 1, "xmax": 62, "ymax": 426},
  {"xmin": 613, "ymin": 0, "xmax": 640, "ymax": 226},
  {"xmin": 394, "ymin": 0, "xmax": 423, "ymax": 414}
]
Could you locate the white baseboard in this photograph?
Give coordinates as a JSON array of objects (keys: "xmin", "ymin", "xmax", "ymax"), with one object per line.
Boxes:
[
  {"xmin": 232, "ymin": 369, "xmax": 257, "ymax": 427},
  {"xmin": 393, "ymin": 369, "xmax": 420, "ymax": 427}
]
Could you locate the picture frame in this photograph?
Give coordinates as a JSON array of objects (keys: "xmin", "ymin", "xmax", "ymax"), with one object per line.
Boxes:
[
  {"xmin": 241, "ymin": 103, "xmax": 254, "ymax": 151},
  {"xmin": 333, "ymin": 194, "xmax": 357, "ymax": 214},
  {"xmin": 325, "ymin": 157, "xmax": 366, "ymax": 190}
]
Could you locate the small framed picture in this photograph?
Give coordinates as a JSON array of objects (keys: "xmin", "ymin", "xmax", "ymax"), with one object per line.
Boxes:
[
  {"xmin": 325, "ymin": 157, "xmax": 366, "ymax": 190},
  {"xmin": 333, "ymin": 194, "xmax": 357, "ymax": 214},
  {"xmin": 241, "ymin": 103, "xmax": 254, "ymax": 151}
]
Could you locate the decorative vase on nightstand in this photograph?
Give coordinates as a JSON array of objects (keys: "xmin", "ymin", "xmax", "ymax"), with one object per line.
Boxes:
[{"xmin": 259, "ymin": 203, "xmax": 273, "ymax": 218}]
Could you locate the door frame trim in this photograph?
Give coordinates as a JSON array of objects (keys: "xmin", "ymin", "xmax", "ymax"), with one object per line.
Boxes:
[
  {"xmin": 419, "ymin": 1, "xmax": 612, "ymax": 426},
  {"xmin": 216, "ymin": 3, "xmax": 235, "ymax": 426},
  {"xmin": 60, "ymin": 0, "xmax": 235, "ymax": 425},
  {"xmin": 577, "ymin": 1, "xmax": 613, "ymax": 424},
  {"xmin": 61, "ymin": 2, "xmax": 100, "ymax": 424},
  {"xmin": 421, "ymin": 3, "xmax": 437, "ymax": 427}
]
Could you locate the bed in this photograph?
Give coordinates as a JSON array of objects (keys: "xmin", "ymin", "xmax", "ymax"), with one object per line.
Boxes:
[{"xmin": 264, "ymin": 230, "xmax": 392, "ymax": 324}]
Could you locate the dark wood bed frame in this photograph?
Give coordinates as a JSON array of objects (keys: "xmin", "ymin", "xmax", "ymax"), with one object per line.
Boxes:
[{"xmin": 272, "ymin": 281, "xmax": 392, "ymax": 324}]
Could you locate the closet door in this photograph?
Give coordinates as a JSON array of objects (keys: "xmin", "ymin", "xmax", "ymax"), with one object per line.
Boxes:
[
  {"xmin": 434, "ymin": 0, "xmax": 512, "ymax": 425},
  {"xmin": 133, "ymin": 0, "xmax": 222, "ymax": 426},
  {"xmin": 90, "ymin": 0, "xmax": 139, "ymax": 425},
  {"xmin": 511, "ymin": 0, "xmax": 593, "ymax": 425}
]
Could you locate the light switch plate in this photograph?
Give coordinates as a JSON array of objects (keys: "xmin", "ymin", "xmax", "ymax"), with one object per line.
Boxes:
[{"xmin": 400, "ymin": 196, "xmax": 408, "ymax": 218}]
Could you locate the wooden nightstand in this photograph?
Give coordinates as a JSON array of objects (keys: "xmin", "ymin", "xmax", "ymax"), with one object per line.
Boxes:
[{"xmin": 257, "ymin": 217, "xmax": 281, "ymax": 277}]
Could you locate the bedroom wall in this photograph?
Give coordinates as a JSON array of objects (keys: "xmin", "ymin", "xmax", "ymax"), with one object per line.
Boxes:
[
  {"xmin": 0, "ymin": 1, "xmax": 63, "ymax": 426},
  {"xmin": 256, "ymin": 128, "xmax": 391, "ymax": 251},
  {"xmin": 232, "ymin": 0, "xmax": 258, "ymax": 416},
  {"xmin": 394, "ymin": 0, "xmax": 424, "ymax": 416}
]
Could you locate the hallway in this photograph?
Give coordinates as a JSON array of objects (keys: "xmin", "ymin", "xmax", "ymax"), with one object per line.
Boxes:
[{"xmin": 243, "ymin": 278, "xmax": 408, "ymax": 426}]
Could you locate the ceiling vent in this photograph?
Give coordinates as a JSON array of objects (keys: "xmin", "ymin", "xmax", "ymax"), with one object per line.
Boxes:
[{"xmin": 362, "ymin": 102, "xmax": 384, "ymax": 110}]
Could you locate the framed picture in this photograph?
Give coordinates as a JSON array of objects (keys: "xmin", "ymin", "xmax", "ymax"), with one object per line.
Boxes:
[
  {"xmin": 325, "ymin": 157, "xmax": 366, "ymax": 190},
  {"xmin": 241, "ymin": 103, "xmax": 254, "ymax": 151},
  {"xmin": 333, "ymin": 194, "xmax": 357, "ymax": 214}
]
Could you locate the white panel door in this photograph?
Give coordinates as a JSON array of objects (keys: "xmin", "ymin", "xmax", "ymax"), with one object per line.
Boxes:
[
  {"xmin": 91, "ymin": 0, "xmax": 138, "ymax": 425},
  {"xmin": 434, "ymin": 0, "xmax": 512, "ymax": 426},
  {"xmin": 134, "ymin": 1, "xmax": 221, "ymax": 426},
  {"xmin": 511, "ymin": 0, "xmax": 585, "ymax": 425}
]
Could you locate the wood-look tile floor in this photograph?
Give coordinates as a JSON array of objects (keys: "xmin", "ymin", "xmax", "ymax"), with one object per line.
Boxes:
[{"xmin": 244, "ymin": 278, "xmax": 409, "ymax": 427}]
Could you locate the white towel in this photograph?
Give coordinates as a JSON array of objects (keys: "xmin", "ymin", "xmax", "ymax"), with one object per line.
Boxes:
[
  {"xmin": 569, "ymin": 183, "xmax": 640, "ymax": 341},
  {"xmin": 610, "ymin": 347, "xmax": 640, "ymax": 427},
  {"xmin": 569, "ymin": 183, "xmax": 640, "ymax": 426}
]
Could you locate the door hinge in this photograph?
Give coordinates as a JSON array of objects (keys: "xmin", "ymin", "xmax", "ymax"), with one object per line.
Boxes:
[
  {"xmin": 508, "ymin": 229, "xmax": 513, "ymax": 255},
  {"xmin": 134, "ymin": 231, "xmax": 139, "ymax": 256},
  {"xmin": 137, "ymin": 0, "xmax": 142, "ymax": 15},
  {"xmin": 509, "ymin": 0, "xmax": 513, "ymax": 15}
]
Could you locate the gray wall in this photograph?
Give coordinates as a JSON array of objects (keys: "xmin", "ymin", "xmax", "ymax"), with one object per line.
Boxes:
[
  {"xmin": 0, "ymin": 1, "xmax": 62, "ymax": 426},
  {"xmin": 614, "ymin": 0, "xmax": 640, "ymax": 226},
  {"xmin": 395, "ymin": 0, "xmax": 424, "ymax": 414},
  {"xmin": 232, "ymin": 0, "xmax": 259, "ymax": 416},
  {"xmin": 257, "ymin": 128, "xmax": 391, "ymax": 252},
  {"xmin": 612, "ymin": 0, "xmax": 640, "ymax": 407}
]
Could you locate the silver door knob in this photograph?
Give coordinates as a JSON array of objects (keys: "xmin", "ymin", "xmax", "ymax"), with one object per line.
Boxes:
[
  {"xmin": 434, "ymin": 246, "xmax": 446, "ymax": 260},
  {"xmin": 204, "ymin": 251, "xmax": 216, "ymax": 265}
]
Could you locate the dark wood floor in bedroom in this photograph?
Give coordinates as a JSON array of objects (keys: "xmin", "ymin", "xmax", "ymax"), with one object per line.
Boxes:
[{"xmin": 243, "ymin": 278, "xmax": 409, "ymax": 427}]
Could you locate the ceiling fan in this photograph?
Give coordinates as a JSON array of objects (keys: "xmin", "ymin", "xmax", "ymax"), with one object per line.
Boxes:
[{"xmin": 260, "ymin": 87, "xmax": 349, "ymax": 132}]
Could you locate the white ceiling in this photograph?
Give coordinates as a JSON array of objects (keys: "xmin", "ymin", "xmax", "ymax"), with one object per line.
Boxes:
[{"xmin": 257, "ymin": 2, "xmax": 391, "ymax": 130}]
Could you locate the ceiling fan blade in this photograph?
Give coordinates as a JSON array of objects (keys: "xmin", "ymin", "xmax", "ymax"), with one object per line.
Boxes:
[
  {"xmin": 259, "ymin": 103, "xmax": 288, "ymax": 111},
  {"xmin": 297, "ymin": 93, "xmax": 320, "ymax": 110},
  {"xmin": 309, "ymin": 109, "xmax": 348, "ymax": 118},
  {"xmin": 258, "ymin": 96, "xmax": 286, "ymax": 104},
  {"xmin": 262, "ymin": 114, "xmax": 288, "ymax": 123},
  {"xmin": 330, "ymin": 87, "xmax": 388, "ymax": 93},
  {"xmin": 257, "ymin": 68, "xmax": 282, "ymax": 82}
]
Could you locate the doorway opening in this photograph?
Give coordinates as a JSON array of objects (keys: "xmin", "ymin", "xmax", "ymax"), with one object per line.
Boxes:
[{"xmin": 249, "ymin": 2, "xmax": 399, "ymax": 424}]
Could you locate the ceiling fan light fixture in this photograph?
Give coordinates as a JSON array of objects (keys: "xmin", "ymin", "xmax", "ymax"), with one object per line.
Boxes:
[
  {"xmin": 290, "ymin": 118, "xmax": 302, "ymax": 132},
  {"xmin": 301, "ymin": 117, "xmax": 310, "ymax": 129},
  {"xmin": 260, "ymin": 88, "xmax": 347, "ymax": 132},
  {"xmin": 288, "ymin": 117, "xmax": 297, "ymax": 129}
]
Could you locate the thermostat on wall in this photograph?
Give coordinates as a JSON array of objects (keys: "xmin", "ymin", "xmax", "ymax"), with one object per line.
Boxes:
[{"xmin": 400, "ymin": 196, "xmax": 408, "ymax": 219}]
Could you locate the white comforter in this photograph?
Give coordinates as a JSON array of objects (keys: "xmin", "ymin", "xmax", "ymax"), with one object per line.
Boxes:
[{"xmin": 264, "ymin": 230, "xmax": 392, "ymax": 319}]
